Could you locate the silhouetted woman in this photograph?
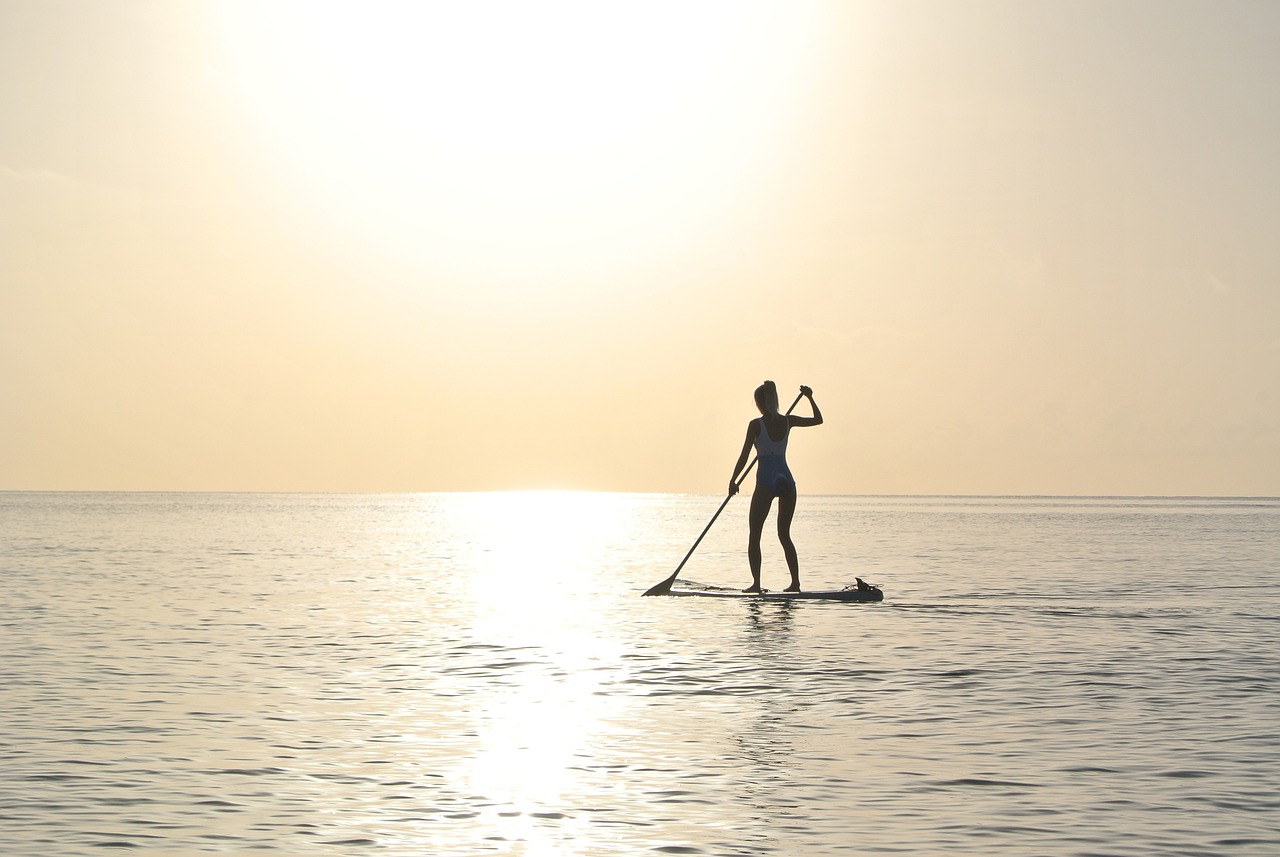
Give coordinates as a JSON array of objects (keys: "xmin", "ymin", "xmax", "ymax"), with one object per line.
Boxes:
[{"xmin": 728, "ymin": 381, "xmax": 823, "ymax": 592}]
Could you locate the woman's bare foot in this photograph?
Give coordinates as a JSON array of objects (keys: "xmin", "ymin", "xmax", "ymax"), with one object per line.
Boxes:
[
  {"xmin": 784, "ymin": 582, "xmax": 801, "ymax": 593},
  {"xmin": 742, "ymin": 584, "xmax": 763, "ymax": 593}
]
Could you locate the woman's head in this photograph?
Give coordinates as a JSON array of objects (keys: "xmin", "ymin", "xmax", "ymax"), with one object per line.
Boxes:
[{"xmin": 754, "ymin": 380, "xmax": 779, "ymax": 415}]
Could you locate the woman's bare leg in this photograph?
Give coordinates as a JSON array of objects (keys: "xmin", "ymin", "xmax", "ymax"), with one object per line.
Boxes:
[
  {"xmin": 745, "ymin": 489, "xmax": 773, "ymax": 592},
  {"xmin": 777, "ymin": 488, "xmax": 800, "ymax": 591}
]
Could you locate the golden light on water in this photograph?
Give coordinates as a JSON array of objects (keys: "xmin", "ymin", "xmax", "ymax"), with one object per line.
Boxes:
[
  {"xmin": 8, "ymin": 0, "xmax": 1280, "ymax": 847},
  {"xmin": 458, "ymin": 490, "xmax": 634, "ymax": 594},
  {"xmin": 430, "ymin": 492, "xmax": 635, "ymax": 842}
]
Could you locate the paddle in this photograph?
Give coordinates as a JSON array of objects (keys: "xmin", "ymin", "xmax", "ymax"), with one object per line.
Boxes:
[{"xmin": 642, "ymin": 390, "xmax": 805, "ymax": 596}]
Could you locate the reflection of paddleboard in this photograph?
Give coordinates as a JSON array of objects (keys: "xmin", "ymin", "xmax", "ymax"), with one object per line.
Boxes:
[{"xmin": 667, "ymin": 580, "xmax": 883, "ymax": 603}]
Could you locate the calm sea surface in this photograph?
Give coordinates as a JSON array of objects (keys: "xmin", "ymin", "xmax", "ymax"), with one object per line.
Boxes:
[{"xmin": 2, "ymin": 492, "xmax": 1278, "ymax": 856}]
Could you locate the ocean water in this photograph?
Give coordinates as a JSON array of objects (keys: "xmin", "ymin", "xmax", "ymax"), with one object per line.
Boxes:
[{"xmin": 2, "ymin": 492, "xmax": 1278, "ymax": 856}]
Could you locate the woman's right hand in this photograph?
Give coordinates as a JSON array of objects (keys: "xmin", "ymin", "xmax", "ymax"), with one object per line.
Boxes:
[
  {"xmin": 728, "ymin": 481, "xmax": 739, "ymax": 497},
  {"xmin": 800, "ymin": 385, "xmax": 813, "ymax": 397}
]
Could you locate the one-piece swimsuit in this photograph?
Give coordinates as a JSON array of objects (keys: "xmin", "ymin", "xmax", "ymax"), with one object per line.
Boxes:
[{"xmin": 754, "ymin": 416, "xmax": 795, "ymax": 498}]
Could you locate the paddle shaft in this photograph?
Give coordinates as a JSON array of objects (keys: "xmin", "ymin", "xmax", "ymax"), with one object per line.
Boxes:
[{"xmin": 643, "ymin": 390, "xmax": 805, "ymax": 595}]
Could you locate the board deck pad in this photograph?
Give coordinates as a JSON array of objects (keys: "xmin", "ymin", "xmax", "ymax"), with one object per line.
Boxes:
[{"xmin": 666, "ymin": 580, "xmax": 883, "ymax": 602}]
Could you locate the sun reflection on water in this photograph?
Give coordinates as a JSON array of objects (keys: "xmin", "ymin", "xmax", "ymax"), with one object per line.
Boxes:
[
  {"xmin": 424, "ymin": 491, "xmax": 640, "ymax": 851},
  {"xmin": 448, "ymin": 490, "xmax": 637, "ymax": 629}
]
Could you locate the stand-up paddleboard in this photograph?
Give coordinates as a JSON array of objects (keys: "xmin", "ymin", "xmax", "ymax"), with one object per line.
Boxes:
[{"xmin": 666, "ymin": 579, "xmax": 883, "ymax": 603}]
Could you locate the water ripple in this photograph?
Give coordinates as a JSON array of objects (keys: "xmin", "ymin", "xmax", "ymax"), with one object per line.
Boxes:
[{"xmin": 2, "ymin": 493, "xmax": 1279, "ymax": 855}]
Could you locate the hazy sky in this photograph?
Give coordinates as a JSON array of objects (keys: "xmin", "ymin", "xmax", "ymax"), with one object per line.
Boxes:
[{"xmin": 3, "ymin": 0, "xmax": 1278, "ymax": 494}]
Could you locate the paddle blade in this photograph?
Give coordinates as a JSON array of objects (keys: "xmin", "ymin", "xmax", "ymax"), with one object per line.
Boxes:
[{"xmin": 642, "ymin": 573, "xmax": 678, "ymax": 596}]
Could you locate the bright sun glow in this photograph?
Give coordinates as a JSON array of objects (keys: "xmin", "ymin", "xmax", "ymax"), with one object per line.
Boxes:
[{"xmin": 219, "ymin": 1, "xmax": 819, "ymax": 281}]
